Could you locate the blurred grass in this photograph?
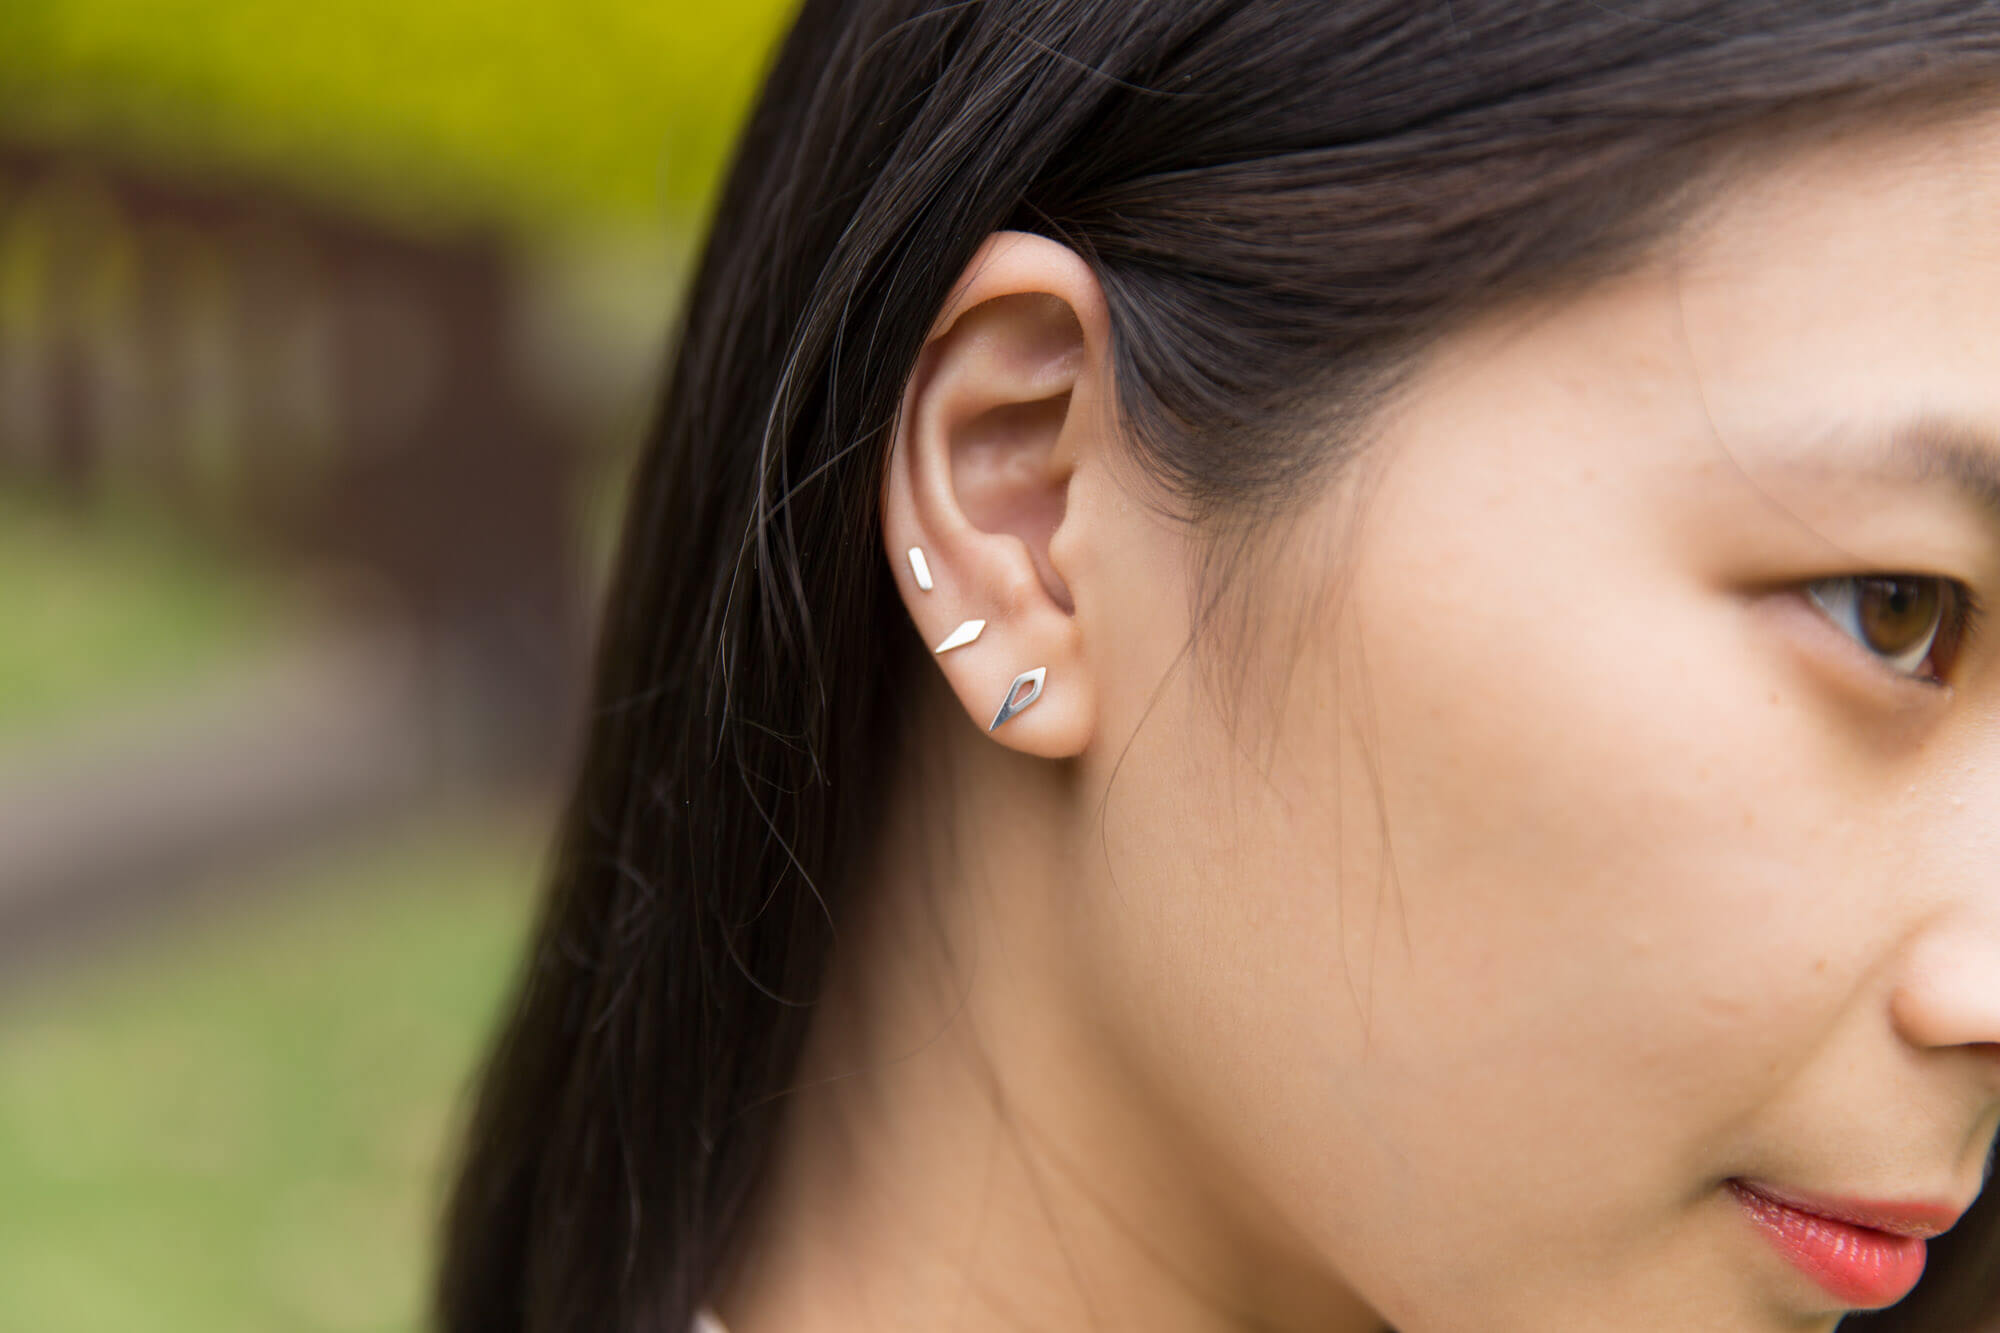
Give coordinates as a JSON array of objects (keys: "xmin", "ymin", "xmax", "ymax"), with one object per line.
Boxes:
[
  {"xmin": 0, "ymin": 807, "xmax": 547, "ymax": 1333},
  {"xmin": 0, "ymin": 488, "xmax": 287, "ymax": 748}
]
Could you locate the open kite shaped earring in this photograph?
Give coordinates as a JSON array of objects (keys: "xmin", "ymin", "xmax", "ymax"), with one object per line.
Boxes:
[{"xmin": 988, "ymin": 667, "xmax": 1046, "ymax": 731}]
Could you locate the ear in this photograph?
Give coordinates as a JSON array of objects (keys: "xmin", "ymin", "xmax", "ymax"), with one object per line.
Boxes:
[{"xmin": 881, "ymin": 231, "xmax": 1110, "ymax": 758}]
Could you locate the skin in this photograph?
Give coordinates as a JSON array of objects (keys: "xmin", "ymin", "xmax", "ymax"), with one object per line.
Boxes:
[{"xmin": 717, "ymin": 106, "xmax": 2000, "ymax": 1332}]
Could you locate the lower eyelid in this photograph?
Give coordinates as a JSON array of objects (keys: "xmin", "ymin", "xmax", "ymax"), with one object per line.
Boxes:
[{"xmin": 1755, "ymin": 586, "xmax": 1949, "ymax": 708}]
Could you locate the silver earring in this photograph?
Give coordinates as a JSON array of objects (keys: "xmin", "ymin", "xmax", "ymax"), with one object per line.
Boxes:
[
  {"xmin": 907, "ymin": 546, "xmax": 933, "ymax": 591},
  {"xmin": 933, "ymin": 618, "xmax": 984, "ymax": 654},
  {"xmin": 988, "ymin": 666, "xmax": 1046, "ymax": 731}
]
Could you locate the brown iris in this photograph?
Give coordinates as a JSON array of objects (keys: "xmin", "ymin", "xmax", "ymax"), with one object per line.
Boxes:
[{"xmin": 1853, "ymin": 576, "xmax": 1942, "ymax": 659}]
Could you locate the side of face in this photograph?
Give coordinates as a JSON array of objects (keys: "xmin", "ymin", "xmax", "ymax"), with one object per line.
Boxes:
[{"xmin": 1071, "ymin": 108, "xmax": 2000, "ymax": 1330}]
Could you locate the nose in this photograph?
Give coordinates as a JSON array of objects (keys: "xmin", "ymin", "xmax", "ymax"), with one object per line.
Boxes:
[
  {"xmin": 1890, "ymin": 919, "xmax": 2000, "ymax": 1092},
  {"xmin": 1889, "ymin": 726, "xmax": 2000, "ymax": 1091}
]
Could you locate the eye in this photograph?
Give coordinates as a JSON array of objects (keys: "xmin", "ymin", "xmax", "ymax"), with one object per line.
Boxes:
[{"xmin": 1804, "ymin": 575, "xmax": 1979, "ymax": 686}]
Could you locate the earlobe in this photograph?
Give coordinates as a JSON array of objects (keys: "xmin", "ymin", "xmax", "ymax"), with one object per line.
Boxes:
[{"xmin": 879, "ymin": 232, "xmax": 1110, "ymax": 759}]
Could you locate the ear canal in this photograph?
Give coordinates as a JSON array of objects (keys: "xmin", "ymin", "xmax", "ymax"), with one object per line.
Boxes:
[{"xmin": 988, "ymin": 667, "xmax": 1046, "ymax": 731}]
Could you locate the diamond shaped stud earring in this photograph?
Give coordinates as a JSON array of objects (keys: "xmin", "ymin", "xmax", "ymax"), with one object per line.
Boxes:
[{"xmin": 933, "ymin": 619, "xmax": 985, "ymax": 654}]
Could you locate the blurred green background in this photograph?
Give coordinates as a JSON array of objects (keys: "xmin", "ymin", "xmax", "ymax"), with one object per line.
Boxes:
[{"xmin": 0, "ymin": 2, "xmax": 796, "ymax": 1329}]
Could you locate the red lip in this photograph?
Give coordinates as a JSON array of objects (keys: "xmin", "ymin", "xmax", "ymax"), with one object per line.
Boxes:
[
  {"xmin": 1730, "ymin": 1179, "xmax": 1965, "ymax": 1239},
  {"xmin": 1728, "ymin": 1179, "xmax": 1963, "ymax": 1309}
]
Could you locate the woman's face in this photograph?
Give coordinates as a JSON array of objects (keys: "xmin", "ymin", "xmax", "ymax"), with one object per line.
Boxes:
[{"xmin": 1068, "ymin": 108, "xmax": 2000, "ymax": 1329}]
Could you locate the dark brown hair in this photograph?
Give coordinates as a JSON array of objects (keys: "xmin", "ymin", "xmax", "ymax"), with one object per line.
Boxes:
[{"xmin": 436, "ymin": 4, "xmax": 2000, "ymax": 1329}]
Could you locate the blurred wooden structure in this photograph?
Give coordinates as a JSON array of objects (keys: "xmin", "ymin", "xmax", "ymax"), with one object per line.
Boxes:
[{"xmin": 0, "ymin": 141, "xmax": 590, "ymax": 779}]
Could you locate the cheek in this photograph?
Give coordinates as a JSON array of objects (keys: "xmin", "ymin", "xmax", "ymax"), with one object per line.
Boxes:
[
  {"xmin": 1256, "ymin": 487, "xmax": 1887, "ymax": 1217},
  {"xmin": 1151, "ymin": 474, "xmax": 1913, "ymax": 1284},
  {"xmin": 1078, "ymin": 443, "xmax": 1907, "ymax": 1309}
]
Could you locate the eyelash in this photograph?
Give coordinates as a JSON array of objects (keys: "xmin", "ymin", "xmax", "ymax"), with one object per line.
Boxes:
[{"xmin": 1803, "ymin": 574, "xmax": 1984, "ymax": 689}]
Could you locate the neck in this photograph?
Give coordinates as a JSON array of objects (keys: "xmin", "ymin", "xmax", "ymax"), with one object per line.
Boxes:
[{"xmin": 710, "ymin": 683, "xmax": 1385, "ymax": 1333}]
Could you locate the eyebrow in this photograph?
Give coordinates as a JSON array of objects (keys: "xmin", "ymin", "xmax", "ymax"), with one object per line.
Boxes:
[
  {"xmin": 1886, "ymin": 414, "xmax": 2000, "ymax": 520},
  {"xmin": 1792, "ymin": 412, "xmax": 2000, "ymax": 529}
]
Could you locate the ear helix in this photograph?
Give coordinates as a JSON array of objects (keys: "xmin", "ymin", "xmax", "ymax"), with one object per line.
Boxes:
[{"xmin": 906, "ymin": 546, "xmax": 1047, "ymax": 732}]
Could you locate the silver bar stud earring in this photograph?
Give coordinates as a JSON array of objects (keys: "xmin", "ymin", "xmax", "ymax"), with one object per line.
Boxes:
[
  {"xmin": 907, "ymin": 546, "xmax": 933, "ymax": 591},
  {"xmin": 933, "ymin": 619, "xmax": 984, "ymax": 654},
  {"xmin": 989, "ymin": 666, "xmax": 1046, "ymax": 731}
]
